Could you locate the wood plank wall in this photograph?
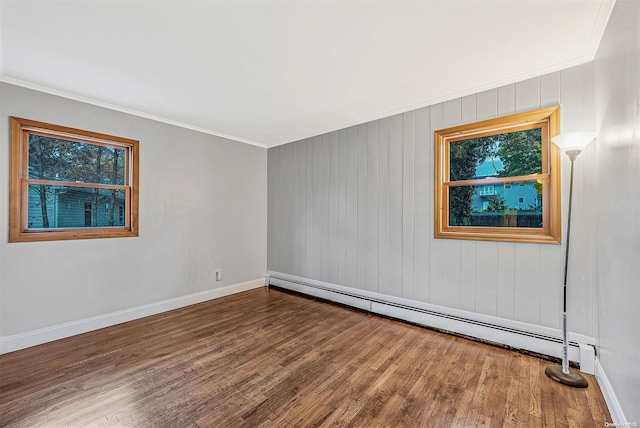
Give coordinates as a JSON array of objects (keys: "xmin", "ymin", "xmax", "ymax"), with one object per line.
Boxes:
[{"xmin": 268, "ymin": 68, "xmax": 596, "ymax": 336}]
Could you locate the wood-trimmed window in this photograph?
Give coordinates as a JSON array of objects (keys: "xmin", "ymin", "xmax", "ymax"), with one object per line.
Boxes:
[
  {"xmin": 9, "ymin": 117, "xmax": 139, "ymax": 242},
  {"xmin": 434, "ymin": 106, "xmax": 561, "ymax": 244}
]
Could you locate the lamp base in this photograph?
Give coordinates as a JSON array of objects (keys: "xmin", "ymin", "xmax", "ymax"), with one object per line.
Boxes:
[{"xmin": 545, "ymin": 365, "xmax": 588, "ymax": 388}]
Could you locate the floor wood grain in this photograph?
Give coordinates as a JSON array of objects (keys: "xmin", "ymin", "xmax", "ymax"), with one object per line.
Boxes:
[{"xmin": 0, "ymin": 287, "xmax": 611, "ymax": 427}]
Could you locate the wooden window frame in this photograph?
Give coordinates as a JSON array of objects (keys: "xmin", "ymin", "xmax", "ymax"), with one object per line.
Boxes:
[
  {"xmin": 434, "ymin": 106, "xmax": 561, "ymax": 244},
  {"xmin": 9, "ymin": 117, "xmax": 139, "ymax": 242}
]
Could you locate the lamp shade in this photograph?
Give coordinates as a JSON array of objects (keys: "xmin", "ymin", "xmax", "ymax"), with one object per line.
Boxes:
[{"xmin": 551, "ymin": 132, "xmax": 596, "ymax": 152}]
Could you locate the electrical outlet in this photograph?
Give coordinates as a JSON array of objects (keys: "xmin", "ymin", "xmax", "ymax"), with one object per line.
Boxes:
[{"xmin": 215, "ymin": 270, "xmax": 222, "ymax": 281}]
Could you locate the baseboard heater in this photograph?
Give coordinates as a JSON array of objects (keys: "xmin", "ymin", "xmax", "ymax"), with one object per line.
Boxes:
[{"xmin": 267, "ymin": 272, "xmax": 596, "ymax": 374}]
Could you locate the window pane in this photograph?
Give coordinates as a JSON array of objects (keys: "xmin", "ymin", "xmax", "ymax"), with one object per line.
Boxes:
[
  {"xmin": 27, "ymin": 184, "xmax": 126, "ymax": 229},
  {"xmin": 448, "ymin": 179, "xmax": 543, "ymax": 228},
  {"xmin": 28, "ymin": 135, "xmax": 125, "ymax": 185},
  {"xmin": 449, "ymin": 128, "xmax": 542, "ymax": 181}
]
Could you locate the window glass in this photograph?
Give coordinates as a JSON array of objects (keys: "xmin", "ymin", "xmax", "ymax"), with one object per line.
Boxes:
[
  {"xmin": 449, "ymin": 128, "xmax": 542, "ymax": 181},
  {"xmin": 28, "ymin": 135, "xmax": 126, "ymax": 185},
  {"xmin": 27, "ymin": 185, "xmax": 127, "ymax": 229},
  {"xmin": 448, "ymin": 179, "xmax": 543, "ymax": 228}
]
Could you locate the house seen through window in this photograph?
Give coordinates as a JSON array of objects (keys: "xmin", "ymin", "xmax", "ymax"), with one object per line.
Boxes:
[{"xmin": 449, "ymin": 127, "xmax": 544, "ymax": 228}]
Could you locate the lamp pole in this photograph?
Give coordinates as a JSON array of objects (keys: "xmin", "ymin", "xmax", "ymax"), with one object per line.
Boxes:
[{"xmin": 545, "ymin": 132, "xmax": 595, "ymax": 388}]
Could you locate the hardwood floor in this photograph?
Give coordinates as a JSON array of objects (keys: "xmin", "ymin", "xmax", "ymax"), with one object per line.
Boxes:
[{"xmin": 1, "ymin": 287, "xmax": 611, "ymax": 427}]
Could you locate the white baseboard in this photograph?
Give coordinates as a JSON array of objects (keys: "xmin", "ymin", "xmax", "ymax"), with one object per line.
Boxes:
[
  {"xmin": 268, "ymin": 271, "xmax": 596, "ymax": 371},
  {"xmin": 595, "ymin": 358, "xmax": 628, "ymax": 426},
  {"xmin": 0, "ymin": 278, "xmax": 266, "ymax": 355}
]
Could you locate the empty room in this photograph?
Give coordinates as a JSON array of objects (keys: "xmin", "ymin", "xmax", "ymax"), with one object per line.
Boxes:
[{"xmin": 0, "ymin": 0, "xmax": 638, "ymax": 426}]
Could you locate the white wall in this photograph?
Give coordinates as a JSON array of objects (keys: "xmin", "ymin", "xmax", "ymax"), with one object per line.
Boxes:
[
  {"xmin": 268, "ymin": 70, "xmax": 597, "ymax": 338},
  {"xmin": 592, "ymin": 0, "xmax": 640, "ymax": 422},
  {"xmin": 0, "ymin": 83, "xmax": 267, "ymax": 340}
]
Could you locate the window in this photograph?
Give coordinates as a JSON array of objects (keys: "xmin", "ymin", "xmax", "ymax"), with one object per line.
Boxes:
[
  {"xmin": 434, "ymin": 106, "xmax": 561, "ymax": 243},
  {"xmin": 9, "ymin": 117, "xmax": 139, "ymax": 242}
]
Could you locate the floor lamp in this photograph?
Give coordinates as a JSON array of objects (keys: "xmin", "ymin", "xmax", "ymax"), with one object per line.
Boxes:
[{"xmin": 545, "ymin": 131, "xmax": 596, "ymax": 388}]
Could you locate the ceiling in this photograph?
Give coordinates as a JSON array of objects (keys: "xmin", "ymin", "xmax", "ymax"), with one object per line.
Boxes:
[{"xmin": 0, "ymin": 1, "xmax": 615, "ymax": 148}]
